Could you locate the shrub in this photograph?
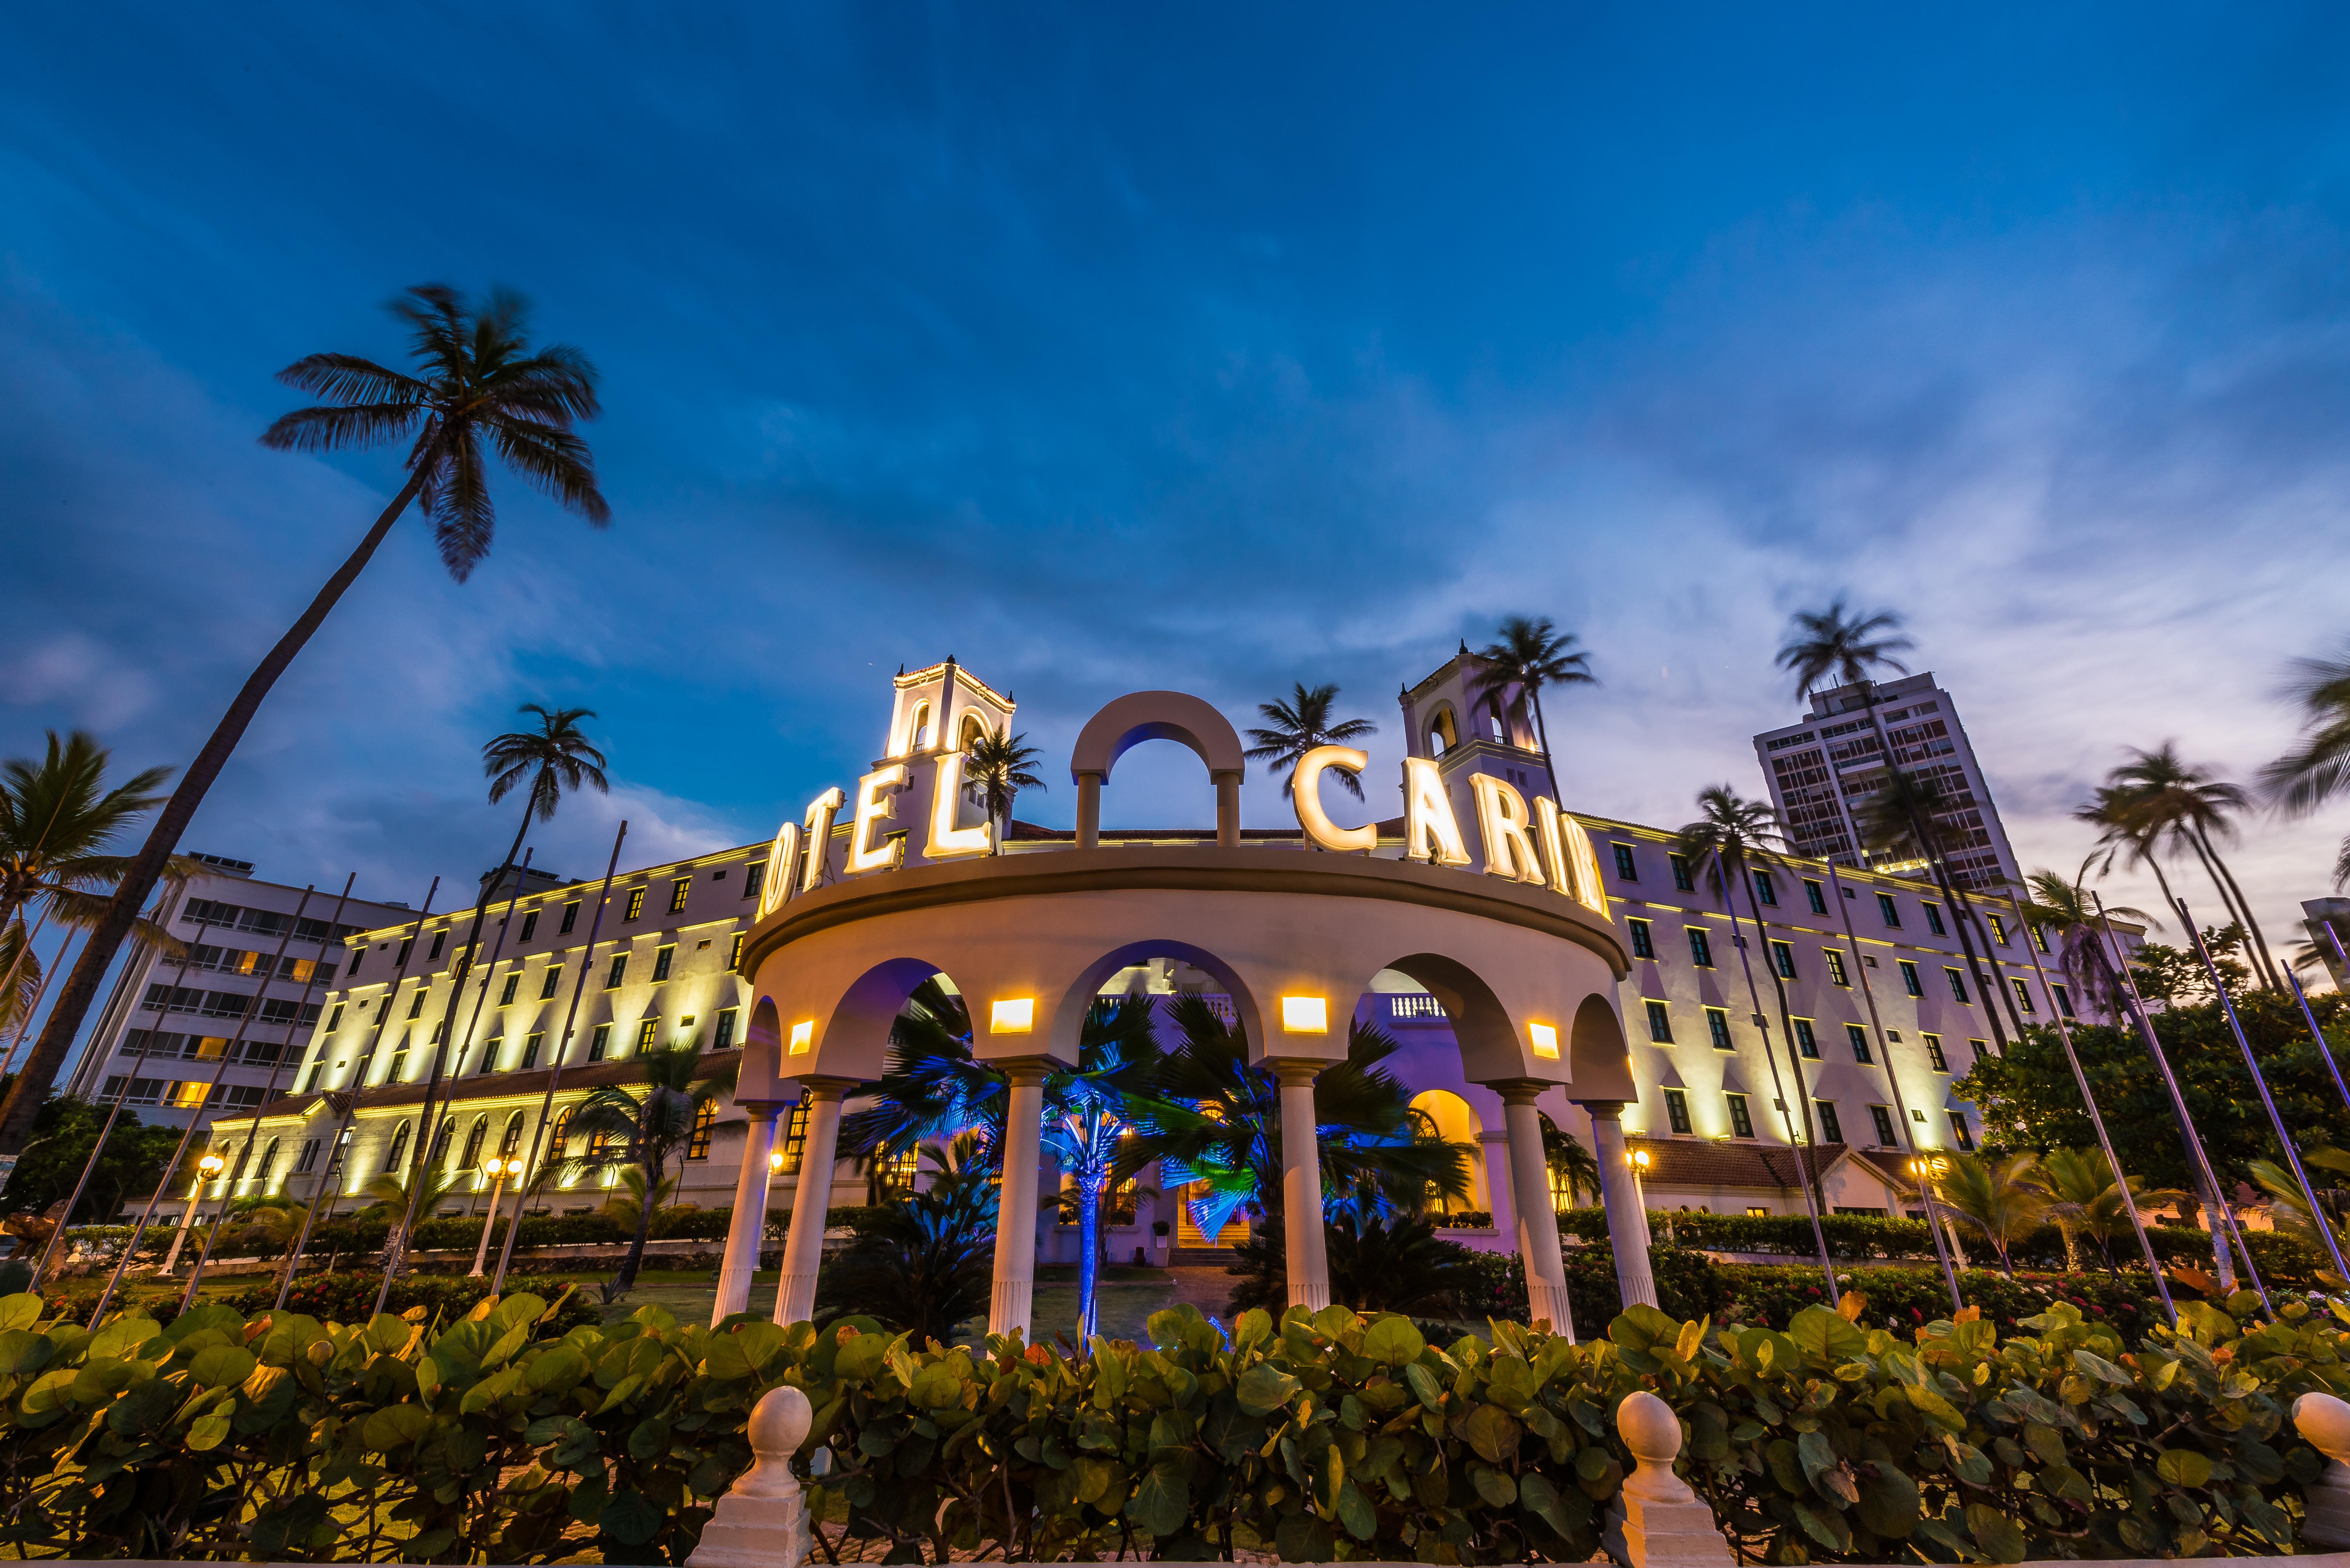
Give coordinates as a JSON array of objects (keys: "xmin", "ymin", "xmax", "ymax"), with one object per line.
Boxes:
[{"xmin": 1229, "ymin": 1213, "xmax": 1492, "ymax": 1319}]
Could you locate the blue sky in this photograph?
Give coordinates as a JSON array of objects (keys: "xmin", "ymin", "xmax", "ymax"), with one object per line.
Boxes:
[{"xmin": 6, "ymin": 6, "xmax": 2350, "ymax": 969}]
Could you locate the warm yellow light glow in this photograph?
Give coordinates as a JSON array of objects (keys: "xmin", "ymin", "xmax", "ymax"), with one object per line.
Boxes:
[
  {"xmin": 769, "ymin": 1150, "xmax": 787, "ymax": 1174},
  {"xmin": 847, "ymin": 765, "xmax": 907, "ymax": 874},
  {"xmin": 1470, "ymin": 774, "xmax": 1546, "ymax": 884},
  {"xmin": 926, "ymin": 750, "xmax": 994, "ymax": 860},
  {"xmin": 799, "ymin": 787, "xmax": 846, "ymax": 892},
  {"xmin": 789, "ymin": 1019, "xmax": 815, "ymax": 1054},
  {"xmin": 759, "ymin": 821, "xmax": 801, "ymax": 919},
  {"xmin": 1290, "ymin": 745, "xmax": 1378, "ymax": 852},
  {"xmin": 1558, "ymin": 808, "xmax": 1612, "ymax": 920},
  {"xmin": 1528, "ymin": 1021, "xmax": 1560, "ymax": 1059},
  {"xmin": 1401, "ymin": 758, "xmax": 1471, "ymax": 867},
  {"xmin": 198, "ymin": 1154, "xmax": 225, "ymax": 1175},
  {"xmin": 1280, "ymin": 996, "xmax": 1329, "ymax": 1033},
  {"xmin": 1632, "ymin": 1149, "xmax": 1650, "ymax": 1172},
  {"xmin": 990, "ymin": 997, "xmax": 1036, "ymax": 1033}
]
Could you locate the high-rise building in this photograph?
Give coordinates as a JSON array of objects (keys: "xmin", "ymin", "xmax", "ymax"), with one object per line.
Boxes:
[
  {"xmin": 62, "ymin": 855, "xmax": 410, "ymax": 1133},
  {"xmin": 1752, "ymin": 672, "xmax": 2022, "ymax": 893}
]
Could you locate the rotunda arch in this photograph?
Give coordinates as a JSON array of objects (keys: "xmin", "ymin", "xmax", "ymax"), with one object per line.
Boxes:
[
  {"xmin": 1068, "ymin": 691, "xmax": 1246, "ymax": 847},
  {"xmin": 1047, "ymin": 938, "xmax": 1265, "ymax": 1061},
  {"xmin": 1568, "ymin": 992, "xmax": 1637, "ymax": 1102}
]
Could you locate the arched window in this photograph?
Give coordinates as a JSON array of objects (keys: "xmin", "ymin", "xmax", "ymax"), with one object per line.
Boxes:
[
  {"xmin": 228, "ymin": 1140, "xmax": 254, "ymax": 1184},
  {"xmin": 906, "ymin": 700, "xmax": 932, "ymax": 753},
  {"xmin": 686, "ymin": 1100, "xmax": 718, "ymax": 1161},
  {"xmin": 459, "ymin": 1115, "xmax": 489, "ymax": 1171},
  {"xmin": 381, "ymin": 1120, "xmax": 413, "ymax": 1177},
  {"xmin": 960, "ymin": 712, "xmax": 989, "ymax": 750},
  {"xmin": 255, "ymin": 1138, "xmax": 280, "ymax": 1185},
  {"xmin": 550, "ymin": 1108, "xmax": 572, "ymax": 1160},
  {"xmin": 428, "ymin": 1116, "xmax": 455, "ymax": 1169},
  {"xmin": 499, "ymin": 1111, "xmax": 525, "ymax": 1159},
  {"xmin": 1429, "ymin": 707, "xmax": 1458, "ymax": 754}
]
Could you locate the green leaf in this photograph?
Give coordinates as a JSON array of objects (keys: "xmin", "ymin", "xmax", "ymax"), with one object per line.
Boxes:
[
  {"xmin": 526, "ymin": 1344, "xmax": 589, "ymax": 1392},
  {"xmin": 186, "ymin": 1342, "xmax": 257, "ymax": 1389},
  {"xmin": 1312, "ymin": 1303, "xmax": 1356, "ymax": 1339},
  {"xmin": 2155, "ymin": 1449, "xmax": 2214, "ymax": 1489},
  {"xmin": 0, "ymin": 1330, "xmax": 51, "ymax": 1377},
  {"xmin": 834, "ymin": 1332, "xmax": 891, "ymax": 1382},
  {"xmin": 1235, "ymin": 1362, "xmax": 1300, "ymax": 1416},
  {"xmin": 600, "ymin": 1489, "xmax": 662, "ymax": 1546},
  {"xmin": 1126, "ymin": 1461, "xmax": 1189, "ymax": 1537},
  {"xmin": 87, "ymin": 1315, "xmax": 158, "ymax": 1361},
  {"xmin": 1336, "ymin": 1477, "xmax": 1377, "ymax": 1541},
  {"xmin": 185, "ymin": 1413, "xmax": 231, "ymax": 1451},
  {"xmin": 1608, "ymin": 1303, "xmax": 1681, "ymax": 1353},
  {"xmin": 1965, "ymin": 1502, "xmax": 2028, "ymax": 1563},
  {"xmin": 1464, "ymin": 1403, "xmax": 1522, "ymax": 1464},
  {"xmin": 1403, "ymin": 1361, "xmax": 1444, "ymax": 1410},
  {"xmin": 1903, "ymin": 1381, "xmax": 1965, "ymax": 1432},
  {"xmin": 1793, "ymin": 1500, "xmax": 1851, "ymax": 1552},
  {"xmin": 1795, "ymin": 1429, "xmax": 1839, "ymax": 1489},
  {"xmin": 1787, "ymin": 1306, "xmax": 1867, "ymax": 1365},
  {"xmin": 1361, "ymin": 1315, "xmax": 1425, "ymax": 1366},
  {"xmin": 1275, "ymin": 1510, "xmax": 1334, "ymax": 1562},
  {"xmin": 361, "ymin": 1403, "xmax": 432, "ymax": 1453},
  {"xmin": 1856, "ymin": 1465, "xmax": 1920, "ymax": 1538},
  {"xmin": 363, "ymin": 1313, "xmax": 413, "ymax": 1354},
  {"xmin": 0, "ymin": 1295, "xmax": 43, "ymax": 1333},
  {"xmin": 1472, "ymin": 1462, "xmax": 1517, "ymax": 1507},
  {"xmin": 2072, "ymin": 1348, "xmax": 2131, "ymax": 1385}
]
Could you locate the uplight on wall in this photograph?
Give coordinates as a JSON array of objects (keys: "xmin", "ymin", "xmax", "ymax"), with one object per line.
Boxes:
[
  {"xmin": 1528, "ymin": 1022, "xmax": 1560, "ymax": 1060},
  {"xmin": 990, "ymin": 998, "xmax": 1035, "ymax": 1034},
  {"xmin": 1280, "ymin": 996, "xmax": 1328, "ymax": 1033},
  {"xmin": 788, "ymin": 1019, "xmax": 814, "ymax": 1055}
]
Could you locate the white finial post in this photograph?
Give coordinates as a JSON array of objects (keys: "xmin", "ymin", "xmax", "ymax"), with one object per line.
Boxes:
[
  {"xmin": 687, "ymin": 1383, "xmax": 814, "ymax": 1568},
  {"xmin": 1601, "ymin": 1390, "xmax": 1733, "ymax": 1568},
  {"xmin": 2296, "ymin": 1392, "xmax": 2350, "ymax": 1548}
]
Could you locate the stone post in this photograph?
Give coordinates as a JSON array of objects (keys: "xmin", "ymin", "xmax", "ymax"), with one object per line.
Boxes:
[
  {"xmin": 711, "ymin": 1101, "xmax": 785, "ymax": 1326},
  {"xmin": 989, "ymin": 1061, "xmax": 1052, "ymax": 1339},
  {"xmin": 1272, "ymin": 1060, "xmax": 1330, "ymax": 1310},
  {"xmin": 2296, "ymin": 1392, "xmax": 2350, "ymax": 1547},
  {"xmin": 1584, "ymin": 1100, "xmax": 1657, "ymax": 1310},
  {"xmin": 1499, "ymin": 1084, "xmax": 1577, "ymax": 1336},
  {"xmin": 1601, "ymin": 1390, "xmax": 1735, "ymax": 1568},
  {"xmin": 685, "ymin": 1383, "xmax": 813, "ymax": 1568},
  {"xmin": 1076, "ymin": 774, "xmax": 1104, "ymax": 849},
  {"xmin": 1214, "ymin": 772, "xmax": 1242, "ymax": 848},
  {"xmin": 772, "ymin": 1080, "xmax": 851, "ymax": 1327}
]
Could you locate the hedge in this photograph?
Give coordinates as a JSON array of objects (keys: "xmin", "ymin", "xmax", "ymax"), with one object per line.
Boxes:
[
  {"xmin": 36, "ymin": 1272, "xmax": 602, "ymax": 1333},
  {"xmin": 0, "ymin": 1274, "xmax": 2338, "ymax": 1561}
]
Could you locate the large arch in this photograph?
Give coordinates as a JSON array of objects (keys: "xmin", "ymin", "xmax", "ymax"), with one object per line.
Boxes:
[
  {"xmin": 1044, "ymin": 938, "xmax": 1266, "ymax": 1064},
  {"xmin": 1374, "ymin": 952, "xmax": 1527, "ymax": 1085},
  {"xmin": 1068, "ymin": 691, "xmax": 1247, "ymax": 848},
  {"xmin": 1567, "ymin": 992, "xmax": 1638, "ymax": 1102}
]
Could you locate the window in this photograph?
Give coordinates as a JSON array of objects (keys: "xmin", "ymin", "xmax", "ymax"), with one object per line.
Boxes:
[
  {"xmin": 605, "ymin": 955, "xmax": 628, "ymax": 989},
  {"xmin": 427, "ymin": 930, "xmax": 448, "ymax": 962},
  {"xmin": 635, "ymin": 1017, "xmax": 659, "ymax": 1051},
  {"xmin": 713, "ymin": 1008, "xmax": 739, "ymax": 1050},
  {"xmin": 1705, "ymin": 1008, "xmax": 1733, "ymax": 1050},
  {"xmin": 430, "ymin": 1018, "xmax": 448, "ymax": 1046},
  {"xmin": 522, "ymin": 1031, "xmax": 544, "ymax": 1069},
  {"xmin": 1612, "ymin": 844, "xmax": 1639, "ymax": 881},
  {"xmin": 373, "ymin": 996, "xmax": 393, "ymax": 1028},
  {"xmin": 294, "ymin": 1138, "xmax": 322, "ymax": 1174},
  {"xmin": 386, "ymin": 1035, "xmax": 409, "ymax": 1081},
  {"xmin": 541, "ymin": 964, "xmax": 562, "ymax": 1000},
  {"xmin": 1627, "ymin": 919, "xmax": 1655, "ymax": 959},
  {"xmin": 775, "ymin": 1103, "xmax": 809, "ymax": 1173},
  {"xmin": 1645, "ymin": 1000, "xmax": 1673, "ymax": 1043},
  {"xmin": 325, "ymin": 1001, "xmax": 344, "ymax": 1032},
  {"xmin": 1725, "ymin": 1093, "xmax": 1754, "ymax": 1138},
  {"xmin": 1669, "ymin": 854, "xmax": 1694, "ymax": 892},
  {"xmin": 1846, "ymin": 1023, "xmax": 1873, "ymax": 1063},
  {"xmin": 624, "ymin": 887, "xmax": 646, "ymax": 921},
  {"xmin": 253, "ymin": 1138, "xmax": 280, "ymax": 1184},
  {"xmin": 499, "ymin": 973, "xmax": 520, "ymax": 1006},
  {"xmin": 1876, "ymin": 894, "xmax": 1901, "ymax": 928},
  {"xmin": 1987, "ymin": 913, "xmax": 2009, "ymax": 945},
  {"xmin": 1752, "ymin": 871, "xmax": 1778, "ymax": 907},
  {"xmin": 652, "ymin": 944, "xmax": 675, "ymax": 982},
  {"xmin": 729, "ymin": 932, "xmax": 746, "ymax": 968},
  {"xmin": 349, "ymin": 947, "xmax": 365, "ymax": 978},
  {"xmin": 669, "ymin": 877, "xmax": 691, "ymax": 914},
  {"xmin": 589, "ymin": 1024, "xmax": 611, "ymax": 1062},
  {"xmin": 500, "ymin": 1112, "xmax": 525, "ymax": 1158},
  {"xmin": 1792, "ymin": 1019, "xmax": 1819, "ymax": 1059},
  {"xmin": 1804, "ymin": 879, "xmax": 1828, "ymax": 915},
  {"xmin": 396, "ymin": 936, "xmax": 414, "ymax": 968},
  {"xmin": 1922, "ymin": 903, "xmax": 1946, "ymax": 937},
  {"xmin": 686, "ymin": 1100, "xmax": 718, "ymax": 1160},
  {"xmin": 550, "ymin": 1109, "xmax": 573, "ymax": 1160},
  {"xmin": 1769, "ymin": 941, "xmax": 1796, "ymax": 979},
  {"xmin": 1945, "ymin": 967, "xmax": 1970, "ymax": 1003},
  {"xmin": 460, "ymin": 1116, "xmax": 488, "ymax": 1170},
  {"xmin": 1687, "ymin": 928, "xmax": 1714, "ymax": 967},
  {"xmin": 1814, "ymin": 1101, "xmax": 1843, "ymax": 1144},
  {"xmin": 519, "ymin": 908, "xmax": 539, "ymax": 942},
  {"xmin": 1823, "ymin": 949, "xmax": 1849, "ymax": 987},
  {"xmin": 2032, "ymin": 923, "xmax": 2051, "ymax": 954},
  {"xmin": 1899, "ymin": 960, "xmax": 1922, "ymax": 996},
  {"xmin": 2052, "ymin": 983, "xmax": 2075, "ymax": 1019},
  {"xmin": 1663, "ymin": 1089, "xmax": 1692, "ymax": 1134},
  {"xmin": 1949, "ymin": 1112, "xmax": 1976, "ymax": 1152},
  {"xmin": 1969, "ymin": 1038, "xmax": 1988, "ymax": 1063},
  {"xmin": 476, "ymin": 1036, "xmax": 501, "ymax": 1073},
  {"xmin": 742, "ymin": 861, "xmax": 765, "ymax": 902},
  {"xmin": 1869, "ymin": 1105, "xmax": 1897, "ymax": 1146},
  {"xmin": 429, "ymin": 1117, "xmax": 455, "ymax": 1169},
  {"xmin": 1745, "ymin": 1206, "xmax": 1770, "ymax": 1218},
  {"xmin": 560, "ymin": 900, "xmax": 580, "ymax": 935},
  {"xmin": 2011, "ymin": 978, "xmax": 2036, "ymax": 1015},
  {"xmin": 1923, "ymin": 1033, "xmax": 1948, "ymax": 1071},
  {"xmin": 407, "ymin": 988, "xmax": 428, "ymax": 1020},
  {"xmin": 382, "ymin": 1119, "xmax": 413, "ymax": 1176}
]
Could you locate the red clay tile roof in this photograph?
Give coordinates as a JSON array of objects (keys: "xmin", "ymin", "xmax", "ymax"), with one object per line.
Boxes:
[{"xmin": 1624, "ymin": 1135, "xmax": 1854, "ymax": 1191}]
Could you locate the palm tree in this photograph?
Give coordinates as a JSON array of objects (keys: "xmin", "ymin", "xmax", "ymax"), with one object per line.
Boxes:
[
  {"xmin": 1855, "ymin": 768, "xmax": 2020, "ymax": 1047},
  {"xmin": 2261, "ymin": 643, "xmax": 2350, "ymax": 889},
  {"xmin": 1243, "ymin": 684, "xmax": 1378, "ymax": 798},
  {"xmin": 836, "ymin": 980, "xmax": 1008, "ymax": 1166},
  {"xmin": 1674, "ymin": 786, "xmax": 1836, "ymax": 1286},
  {"xmin": 1934, "ymin": 1152, "xmax": 2048, "ymax": 1276},
  {"xmin": 2025, "ymin": 1146, "xmax": 2184, "ymax": 1274},
  {"xmin": 1774, "ymin": 598, "xmax": 1916, "ymax": 866},
  {"xmin": 1036, "ymin": 997, "xmax": 1184, "ymax": 1339},
  {"xmin": 812, "ymin": 1135, "xmax": 998, "ymax": 1344},
  {"xmin": 483, "ymin": 706, "xmax": 608, "ymax": 876},
  {"xmin": 1540, "ymin": 1115, "xmax": 1603, "ymax": 1208},
  {"xmin": 597, "ymin": 1168, "xmax": 684, "ymax": 1238},
  {"xmin": 2106, "ymin": 744, "xmax": 2280, "ymax": 990},
  {"xmin": 2015, "ymin": 862, "xmax": 2158, "ymax": 1020},
  {"xmin": 564, "ymin": 1044, "xmax": 732, "ymax": 1292},
  {"xmin": 359, "ymin": 1165, "xmax": 472, "ymax": 1222},
  {"xmin": 1471, "ymin": 616, "xmax": 1596, "ymax": 800},
  {"xmin": 961, "ymin": 725, "xmax": 1046, "ymax": 851},
  {"xmin": 9, "ymin": 286, "xmax": 607, "ymax": 1156}
]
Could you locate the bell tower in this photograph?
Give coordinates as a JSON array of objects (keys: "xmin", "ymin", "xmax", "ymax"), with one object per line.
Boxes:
[
  {"xmin": 1399, "ymin": 643, "xmax": 1556, "ymax": 828},
  {"xmin": 879, "ymin": 658, "xmax": 1018, "ymax": 870}
]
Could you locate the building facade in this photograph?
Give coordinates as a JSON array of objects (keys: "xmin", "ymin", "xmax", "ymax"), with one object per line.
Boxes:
[{"xmin": 1752, "ymin": 671, "xmax": 2022, "ymax": 893}]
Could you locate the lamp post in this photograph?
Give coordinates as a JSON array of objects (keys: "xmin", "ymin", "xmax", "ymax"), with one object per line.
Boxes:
[
  {"xmin": 469, "ymin": 1157, "xmax": 523, "ymax": 1278},
  {"xmin": 1630, "ymin": 1148, "xmax": 1653, "ymax": 1249},
  {"xmin": 1906, "ymin": 1154, "xmax": 1969, "ymax": 1270},
  {"xmin": 160, "ymin": 1152, "xmax": 228, "ymax": 1275}
]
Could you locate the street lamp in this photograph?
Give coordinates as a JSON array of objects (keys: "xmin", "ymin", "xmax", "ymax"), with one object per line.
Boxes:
[
  {"xmin": 161, "ymin": 1152, "xmax": 229, "ymax": 1275},
  {"xmin": 470, "ymin": 1156, "xmax": 524, "ymax": 1277},
  {"xmin": 1906, "ymin": 1155, "xmax": 1968, "ymax": 1268},
  {"xmin": 1629, "ymin": 1147, "xmax": 1653, "ymax": 1249}
]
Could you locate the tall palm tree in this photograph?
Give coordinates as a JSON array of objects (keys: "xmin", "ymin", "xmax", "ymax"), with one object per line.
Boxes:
[
  {"xmin": 2107, "ymin": 744, "xmax": 2280, "ymax": 990},
  {"xmin": 1774, "ymin": 597, "xmax": 1916, "ymax": 867},
  {"xmin": 483, "ymin": 706, "xmax": 608, "ymax": 876},
  {"xmin": 2261, "ymin": 642, "xmax": 2350, "ymax": 889},
  {"xmin": 2014, "ymin": 862, "xmax": 2158, "ymax": 1020},
  {"xmin": 1036, "ymin": 997, "xmax": 1184, "ymax": 1339},
  {"xmin": 961, "ymin": 725, "xmax": 1046, "ymax": 852},
  {"xmin": 1471, "ymin": 616, "xmax": 1596, "ymax": 800},
  {"xmin": 1934, "ymin": 1151, "xmax": 2048, "ymax": 1276},
  {"xmin": 1673, "ymin": 787, "xmax": 1836, "ymax": 1281},
  {"xmin": 1855, "ymin": 767, "xmax": 2020, "ymax": 1047},
  {"xmin": 565, "ymin": 1044, "xmax": 732, "ymax": 1291},
  {"xmin": 9, "ymin": 286, "xmax": 607, "ymax": 1156},
  {"xmin": 2025, "ymin": 1146, "xmax": 2186, "ymax": 1274},
  {"xmin": 1243, "ymin": 684, "xmax": 1378, "ymax": 799}
]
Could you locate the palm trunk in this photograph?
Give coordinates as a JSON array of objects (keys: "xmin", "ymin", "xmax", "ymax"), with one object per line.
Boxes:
[
  {"xmin": 1076, "ymin": 1173, "xmax": 1102, "ymax": 1340},
  {"xmin": 1530, "ymin": 690, "xmax": 1561, "ymax": 804},
  {"xmin": 0, "ymin": 468, "xmax": 432, "ymax": 1158},
  {"xmin": 618, "ymin": 1161, "xmax": 658, "ymax": 1291},
  {"xmin": 2194, "ymin": 1173, "xmax": 2239, "ymax": 1292},
  {"xmin": 2190, "ymin": 826, "xmax": 2281, "ymax": 990}
]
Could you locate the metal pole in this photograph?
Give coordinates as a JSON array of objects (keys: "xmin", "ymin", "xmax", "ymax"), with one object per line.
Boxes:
[
  {"xmin": 468, "ymin": 1163, "xmax": 508, "ymax": 1277},
  {"xmin": 2005, "ymin": 890, "xmax": 2175, "ymax": 1324},
  {"xmin": 268, "ymin": 878, "xmax": 440, "ymax": 1306},
  {"xmin": 2178, "ymin": 898, "xmax": 2350, "ymax": 1288},
  {"xmin": 2284, "ymin": 964, "xmax": 2350, "ymax": 1121},
  {"xmin": 2093, "ymin": 893, "xmax": 2270, "ymax": 1310},
  {"xmin": 492, "ymin": 822, "xmax": 628, "ymax": 1296},
  {"xmin": 1827, "ymin": 863, "xmax": 1963, "ymax": 1312},
  {"xmin": 91, "ymin": 876, "xmax": 354, "ymax": 1324}
]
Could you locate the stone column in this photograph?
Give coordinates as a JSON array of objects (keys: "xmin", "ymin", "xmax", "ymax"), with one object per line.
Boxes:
[
  {"xmin": 1076, "ymin": 774, "xmax": 1104, "ymax": 849},
  {"xmin": 1498, "ymin": 1084, "xmax": 1576, "ymax": 1337},
  {"xmin": 1584, "ymin": 1099, "xmax": 1657, "ymax": 1310},
  {"xmin": 1478, "ymin": 1128, "xmax": 1515, "ymax": 1237},
  {"xmin": 1273, "ymin": 1060, "xmax": 1330, "ymax": 1311},
  {"xmin": 988, "ymin": 1061, "xmax": 1051, "ymax": 1339},
  {"xmin": 1214, "ymin": 773, "xmax": 1242, "ymax": 848},
  {"xmin": 772, "ymin": 1080, "xmax": 851, "ymax": 1327},
  {"xmin": 711, "ymin": 1102, "xmax": 785, "ymax": 1326}
]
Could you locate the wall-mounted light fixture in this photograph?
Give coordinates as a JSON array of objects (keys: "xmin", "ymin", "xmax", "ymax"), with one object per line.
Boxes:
[
  {"xmin": 1528, "ymin": 1021, "xmax": 1560, "ymax": 1059},
  {"xmin": 990, "ymin": 998, "xmax": 1035, "ymax": 1034},
  {"xmin": 1280, "ymin": 996, "xmax": 1328, "ymax": 1033},
  {"xmin": 788, "ymin": 1019, "xmax": 814, "ymax": 1054}
]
